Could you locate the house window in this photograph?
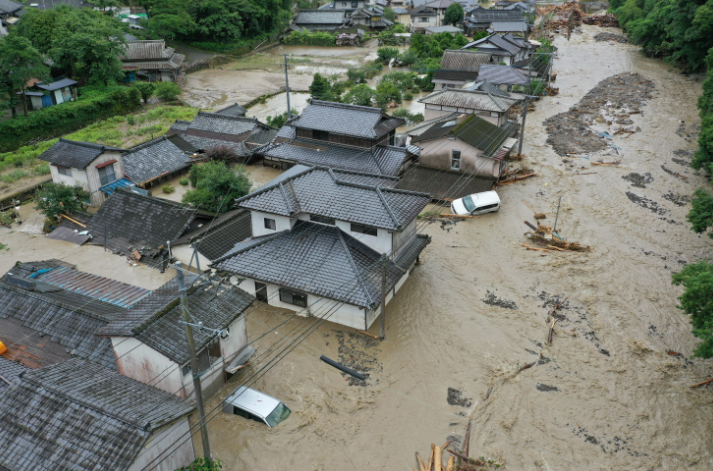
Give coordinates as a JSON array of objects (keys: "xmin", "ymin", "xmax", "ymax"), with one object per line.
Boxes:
[
  {"xmin": 98, "ymin": 164, "xmax": 116, "ymax": 186},
  {"xmin": 352, "ymin": 1, "xmax": 358, "ymax": 7},
  {"xmin": 313, "ymin": 130, "xmax": 329, "ymax": 141},
  {"xmin": 279, "ymin": 288, "xmax": 308, "ymax": 308},
  {"xmin": 419, "ymin": 16, "xmax": 429, "ymax": 22},
  {"xmin": 310, "ymin": 215, "xmax": 335, "ymax": 225},
  {"xmin": 182, "ymin": 364, "xmax": 191, "ymax": 377},
  {"xmin": 451, "ymin": 150, "xmax": 461, "ymax": 170},
  {"xmin": 351, "ymin": 223, "xmax": 378, "ymax": 236},
  {"xmin": 57, "ymin": 166, "xmax": 71, "ymax": 177},
  {"xmin": 264, "ymin": 218, "xmax": 276, "ymax": 230}
]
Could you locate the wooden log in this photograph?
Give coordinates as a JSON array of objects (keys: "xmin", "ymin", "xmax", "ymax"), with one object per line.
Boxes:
[
  {"xmin": 440, "ymin": 441, "xmax": 451, "ymax": 452},
  {"xmin": 484, "ymin": 385, "xmax": 493, "ymax": 402},
  {"xmin": 447, "ymin": 449, "xmax": 469, "ymax": 461},
  {"xmin": 548, "ymin": 297, "xmax": 568, "ymax": 317},
  {"xmin": 61, "ymin": 214, "xmax": 86, "ymax": 228},
  {"xmin": 521, "ymin": 200, "xmax": 537, "ymax": 213},
  {"xmin": 464, "ymin": 421, "xmax": 472, "ymax": 459},
  {"xmin": 591, "ymin": 161, "xmax": 620, "ymax": 166},
  {"xmin": 501, "ymin": 172, "xmax": 538, "ymax": 185},
  {"xmin": 446, "ymin": 456, "xmax": 454, "ymax": 471},
  {"xmin": 428, "ymin": 446, "xmax": 434, "ymax": 471},
  {"xmin": 523, "ymin": 244, "xmax": 551, "ymax": 252},
  {"xmin": 547, "ymin": 318, "xmax": 559, "ymax": 344},
  {"xmin": 524, "ymin": 220, "xmax": 538, "ymax": 231},
  {"xmin": 433, "ymin": 446, "xmax": 441, "ymax": 471},
  {"xmin": 440, "ymin": 214, "xmax": 474, "ymax": 219},
  {"xmin": 416, "ymin": 453, "xmax": 428, "ymax": 471},
  {"xmin": 357, "ymin": 330, "xmax": 379, "ymax": 340},
  {"xmin": 690, "ymin": 378, "xmax": 713, "ymax": 388},
  {"xmin": 518, "ymin": 360, "xmax": 537, "ymax": 372}
]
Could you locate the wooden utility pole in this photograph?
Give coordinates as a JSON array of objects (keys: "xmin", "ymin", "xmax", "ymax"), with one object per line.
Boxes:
[
  {"xmin": 174, "ymin": 261, "xmax": 212, "ymax": 463},
  {"xmin": 284, "ymin": 54, "xmax": 291, "ymax": 118}
]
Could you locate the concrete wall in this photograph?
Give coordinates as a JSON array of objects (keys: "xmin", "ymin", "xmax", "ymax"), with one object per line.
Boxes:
[
  {"xmin": 251, "ymin": 210, "xmax": 295, "ymax": 237},
  {"xmin": 411, "ymin": 15, "xmax": 438, "ymax": 32},
  {"xmin": 423, "ymin": 105, "xmax": 505, "ymax": 126},
  {"xmin": 416, "ymin": 137, "xmax": 502, "ymax": 178},
  {"xmin": 292, "ymin": 214, "xmax": 392, "ymax": 254},
  {"xmin": 49, "ymin": 165, "xmax": 89, "ymax": 190},
  {"xmin": 127, "ymin": 418, "xmax": 195, "ymax": 471},
  {"xmin": 392, "ymin": 219, "xmax": 416, "ymax": 259}
]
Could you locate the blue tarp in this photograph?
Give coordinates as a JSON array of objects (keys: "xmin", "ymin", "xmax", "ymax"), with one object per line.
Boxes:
[{"xmin": 100, "ymin": 178, "xmax": 134, "ymax": 195}]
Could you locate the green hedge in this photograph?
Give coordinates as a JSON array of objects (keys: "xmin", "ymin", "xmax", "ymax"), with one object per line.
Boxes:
[
  {"xmin": 282, "ymin": 30, "xmax": 336, "ymax": 47},
  {"xmin": 0, "ymin": 86, "xmax": 141, "ymax": 153}
]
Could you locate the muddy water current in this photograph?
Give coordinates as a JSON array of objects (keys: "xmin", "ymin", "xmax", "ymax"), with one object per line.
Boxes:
[
  {"xmin": 0, "ymin": 25, "xmax": 712, "ymax": 471},
  {"xmin": 199, "ymin": 26, "xmax": 713, "ymax": 471}
]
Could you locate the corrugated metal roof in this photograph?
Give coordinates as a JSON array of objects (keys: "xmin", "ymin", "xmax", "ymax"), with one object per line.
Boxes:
[
  {"xmin": 440, "ymin": 50, "xmax": 491, "ymax": 71},
  {"xmin": 477, "ymin": 64, "xmax": 529, "ymax": 86},
  {"xmin": 419, "ymin": 88, "xmax": 518, "ymax": 112},
  {"xmin": 35, "ymin": 78, "xmax": 77, "ymax": 91}
]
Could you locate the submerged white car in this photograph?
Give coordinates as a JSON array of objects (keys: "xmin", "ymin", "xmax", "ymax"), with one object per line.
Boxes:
[
  {"xmin": 223, "ymin": 386, "xmax": 291, "ymax": 428},
  {"xmin": 451, "ymin": 190, "xmax": 501, "ymax": 216}
]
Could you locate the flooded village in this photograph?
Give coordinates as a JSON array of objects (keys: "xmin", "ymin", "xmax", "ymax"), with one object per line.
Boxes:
[{"xmin": 1, "ymin": 1, "xmax": 713, "ymax": 471}]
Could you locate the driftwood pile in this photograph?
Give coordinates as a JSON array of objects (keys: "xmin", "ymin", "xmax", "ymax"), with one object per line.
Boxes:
[
  {"xmin": 544, "ymin": 86, "xmax": 560, "ymax": 96},
  {"xmin": 526, "ymin": 224, "xmax": 591, "ymax": 252},
  {"xmin": 583, "ymin": 14, "xmax": 619, "ymax": 27},
  {"xmin": 415, "ymin": 442, "xmax": 495, "ymax": 471},
  {"xmin": 538, "ymin": 0, "xmax": 583, "ymax": 34}
]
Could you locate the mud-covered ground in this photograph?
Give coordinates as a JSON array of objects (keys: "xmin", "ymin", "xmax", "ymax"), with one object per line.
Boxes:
[{"xmin": 2, "ymin": 25, "xmax": 713, "ymax": 471}]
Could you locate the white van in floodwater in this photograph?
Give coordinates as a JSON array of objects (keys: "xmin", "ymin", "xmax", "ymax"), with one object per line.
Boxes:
[
  {"xmin": 451, "ymin": 191, "xmax": 501, "ymax": 216},
  {"xmin": 223, "ymin": 386, "xmax": 291, "ymax": 428}
]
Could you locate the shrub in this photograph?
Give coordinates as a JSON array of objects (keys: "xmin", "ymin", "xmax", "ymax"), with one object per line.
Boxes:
[
  {"xmin": 133, "ymin": 82, "xmax": 156, "ymax": 103},
  {"xmin": 377, "ymin": 47, "xmax": 400, "ymax": 64},
  {"xmin": 205, "ymin": 144, "xmax": 243, "ymax": 163},
  {"xmin": 127, "ymin": 116, "xmax": 136, "ymax": 125},
  {"xmin": 392, "ymin": 108, "xmax": 424, "ymax": 123},
  {"xmin": 375, "ymin": 81, "xmax": 402, "ymax": 109},
  {"xmin": 183, "ymin": 161, "xmax": 252, "ymax": 214},
  {"xmin": 155, "ymin": 82, "xmax": 182, "ymax": 101},
  {"xmin": 347, "ymin": 68, "xmax": 367, "ymax": 84},
  {"xmin": 267, "ymin": 112, "xmax": 290, "ymax": 129},
  {"xmin": 404, "ymin": 93, "xmax": 414, "ymax": 101},
  {"xmin": 162, "ymin": 184, "xmax": 175, "ymax": 194},
  {"xmin": 177, "ymin": 458, "xmax": 223, "ymax": 471},
  {"xmin": 378, "ymin": 71, "xmax": 416, "ymax": 91},
  {"xmin": 34, "ymin": 183, "xmax": 89, "ymax": 224},
  {"xmin": 309, "ymin": 73, "xmax": 335, "ymax": 102},
  {"xmin": 283, "ymin": 30, "xmax": 336, "ymax": 46},
  {"xmin": 399, "ymin": 49, "xmax": 418, "ymax": 66},
  {"xmin": 343, "ymin": 84, "xmax": 377, "ymax": 107},
  {"xmin": 179, "ymin": 177, "xmax": 189, "ymax": 186}
]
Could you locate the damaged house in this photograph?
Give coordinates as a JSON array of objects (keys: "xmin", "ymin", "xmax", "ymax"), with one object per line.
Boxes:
[
  {"xmin": 212, "ymin": 166, "xmax": 431, "ymax": 330},
  {"xmin": 0, "ymin": 359, "xmax": 196, "ymax": 471},
  {"xmin": 259, "ymin": 100, "xmax": 415, "ymax": 176},
  {"xmin": 120, "ymin": 39, "xmax": 186, "ymax": 82},
  {"xmin": 122, "ymin": 134, "xmax": 200, "ymax": 189},
  {"xmin": 398, "ymin": 114, "xmax": 519, "ymax": 200},
  {"xmin": 418, "ymin": 87, "xmax": 519, "ymax": 125},
  {"xmin": 461, "ymin": 33, "xmax": 529, "ymax": 65},
  {"xmin": 432, "ymin": 49, "xmax": 491, "ymax": 90}
]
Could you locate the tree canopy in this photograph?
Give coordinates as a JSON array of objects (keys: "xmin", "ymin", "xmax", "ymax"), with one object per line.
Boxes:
[
  {"xmin": 309, "ymin": 74, "xmax": 335, "ymax": 102},
  {"xmin": 672, "ymin": 260, "xmax": 713, "ymax": 358},
  {"xmin": 183, "ymin": 161, "xmax": 251, "ymax": 214},
  {"xmin": 0, "ymin": 35, "xmax": 50, "ymax": 117},
  {"xmin": 444, "ymin": 3, "xmax": 465, "ymax": 26}
]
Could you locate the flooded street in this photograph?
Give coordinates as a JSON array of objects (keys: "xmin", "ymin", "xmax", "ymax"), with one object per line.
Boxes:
[
  {"xmin": 1, "ymin": 24, "xmax": 712, "ymax": 471},
  {"xmin": 201, "ymin": 26, "xmax": 713, "ymax": 471}
]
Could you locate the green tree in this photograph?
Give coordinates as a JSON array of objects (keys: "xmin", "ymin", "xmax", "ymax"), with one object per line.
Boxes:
[
  {"xmin": 383, "ymin": 7, "xmax": 396, "ymax": 21},
  {"xmin": 133, "ymin": 82, "xmax": 156, "ymax": 103},
  {"xmin": 177, "ymin": 457, "xmax": 223, "ymax": 471},
  {"xmin": 34, "ymin": 183, "xmax": 89, "ymax": 224},
  {"xmin": 188, "ymin": 0, "xmax": 244, "ymax": 40},
  {"xmin": 347, "ymin": 68, "xmax": 367, "ymax": 84},
  {"xmin": 0, "ymin": 35, "xmax": 51, "ymax": 118},
  {"xmin": 375, "ymin": 81, "xmax": 402, "ymax": 109},
  {"xmin": 94, "ymin": 0, "xmax": 121, "ymax": 12},
  {"xmin": 343, "ymin": 84, "xmax": 376, "ymax": 107},
  {"xmin": 687, "ymin": 188, "xmax": 713, "ymax": 235},
  {"xmin": 183, "ymin": 161, "xmax": 251, "ymax": 214},
  {"xmin": 672, "ymin": 260, "xmax": 713, "ymax": 358},
  {"xmin": 444, "ymin": 2, "xmax": 464, "ymax": 26},
  {"xmin": 155, "ymin": 81, "xmax": 182, "ymax": 101},
  {"xmin": 266, "ymin": 111, "xmax": 290, "ymax": 128},
  {"xmin": 377, "ymin": 47, "xmax": 400, "ymax": 64},
  {"xmin": 309, "ymin": 73, "xmax": 335, "ymax": 102},
  {"xmin": 13, "ymin": 8, "xmax": 60, "ymax": 55},
  {"xmin": 147, "ymin": 0, "xmax": 196, "ymax": 40}
]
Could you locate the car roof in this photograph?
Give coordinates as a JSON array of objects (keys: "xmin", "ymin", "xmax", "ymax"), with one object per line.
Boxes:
[
  {"xmin": 225, "ymin": 386, "xmax": 281, "ymax": 417},
  {"xmin": 470, "ymin": 190, "xmax": 500, "ymax": 206}
]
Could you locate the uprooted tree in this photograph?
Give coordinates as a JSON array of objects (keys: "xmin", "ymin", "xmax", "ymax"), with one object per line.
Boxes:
[{"xmin": 34, "ymin": 183, "xmax": 89, "ymax": 224}]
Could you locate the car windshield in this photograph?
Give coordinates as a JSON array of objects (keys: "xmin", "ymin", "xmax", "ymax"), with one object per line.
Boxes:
[
  {"xmin": 463, "ymin": 196, "xmax": 476, "ymax": 212},
  {"xmin": 265, "ymin": 402, "xmax": 291, "ymax": 427}
]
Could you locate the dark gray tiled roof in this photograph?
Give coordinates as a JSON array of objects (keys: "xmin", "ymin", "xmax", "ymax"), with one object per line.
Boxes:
[
  {"xmin": 295, "ymin": 9, "xmax": 346, "ymax": 24},
  {"xmin": 0, "ymin": 0, "xmax": 21, "ymax": 14},
  {"xmin": 432, "ymin": 70, "xmax": 479, "ymax": 82},
  {"xmin": 257, "ymin": 138, "xmax": 412, "ymax": 176},
  {"xmin": 213, "ymin": 103, "xmax": 247, "ymax": 117},
  {"xmin": 275, "ymin": 124, "xmax": 296, "ymax": 141},
  {"xmin": 397, "ymin": 164, "xmax": 494, "ymax": 200},
  {"xmin": 0, "ymin": 357, "xmax": 29, "ymax": 392},
  {"xmin": 182, "ymin": 135, "xmax": 249, "ymax": 155},
  {"xmin": 167, "ymin": 133, "xmax": 199, "ymax": 153},
  {"xmin": 122, "ymin": 135, "xmax": 194, "ymax": 185},
  {"xmin": 214, "ymin": 221, "xmax": 430, "ymax": 309},
  {"xmin": 0, "ymin": 358, "xmax": 195, "ymax": 471},
  {"xmin": 169, "ymin": 119, "xmax": 192, "ymax": 133},
  {"xmin": 291, "ymin": 101, "xmax": 404, "ymax": 139},
  {"xmin": 249, "ymin": 127, "xmax": 279, "ymax": 146},
  {"xmin": 477, "ymin": 64, "xmax": 528, "ymax": 86},
  {"xmin": 464, "ymin": 80, "xmax": 513, "ymax": 97},
  {"xmin": 405, "ymin": 113, "xmax": 461, "ymax": 137},
  {"xmin": 99, "ymin": 281, "xmax": 254, "ymax": 364},
  {"xmin": 188, "ymin": 112, "xmax": 259, "ymax": 135},
  {"xmin": 440, "ymin": 50, "xmax": 491, "ymax": 71},
  {"xmin": 469, "ymin": 9, "xmax": 523, "ymax": 23},
  {"xmin": 87, "ymin": 191, "xmax": 197, "ymax": 267},
  {"xmin": 173, "ymin": 209, "xmax": 253, "ymax": 262},
  {"xmin": 489, "ymin": 21, "xmax": 528, "ymax": 33},
  {"xmin": 38, "ymin": 139, "xmax": 125, "ymax": 169},
  {"xmin": 419, "ymin": 88, "xmax": 519, "ymax": 112},
  {"xmin": 0, "ymin": 261, "xmax": 129, "ymax": 370},
  {"xmin": 462, "ymin": 33, "xmax": 522, "ymax": 56},
  {"xmin": 413, "ymin": 114, "xmax": 517, "ymax": 156},
  {"xmin": 236, "ymin": 166, "xmax": 428, "ymax": 230}
]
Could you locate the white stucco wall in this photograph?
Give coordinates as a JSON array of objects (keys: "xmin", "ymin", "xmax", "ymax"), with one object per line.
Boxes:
[
  {"xmin": 112, "ymin": 337, "xmax": 187, "ymax": 397},
  {"xmin": 49, "ymin": 165, "xmax": 89, "ymax": 189},
  {"xmin": 171, "ymin": 245, "xmax": 211, "ymax": 272},
  {"xmin": 417, "ymin": 137, "xmax": 502, "ymax": 178},
  {"xmin": 423, "ymin": 105, "xmax": 504, "ymax": 125},
  {"xmin": 127, "ymin": 418, "xmax": 195, "ymax": 471},
  {"xmin": 250, "ymin": 210, "xmax": 295, "ymax": 237}
]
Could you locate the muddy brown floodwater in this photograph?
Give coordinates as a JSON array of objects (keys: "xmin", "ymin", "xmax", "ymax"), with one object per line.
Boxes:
[
  {"xmin": 198, "ymin": 26, "xmax": 713, "ymax": 471},
  {"xmin": 1, "ymin": 24, "xmax": 712, "ymax": 471}
]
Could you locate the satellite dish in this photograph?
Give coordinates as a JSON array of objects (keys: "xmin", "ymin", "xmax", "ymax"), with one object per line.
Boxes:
[{"xmin": 229, "ymin": 276, "xmax": 239, "ymax": 286}]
